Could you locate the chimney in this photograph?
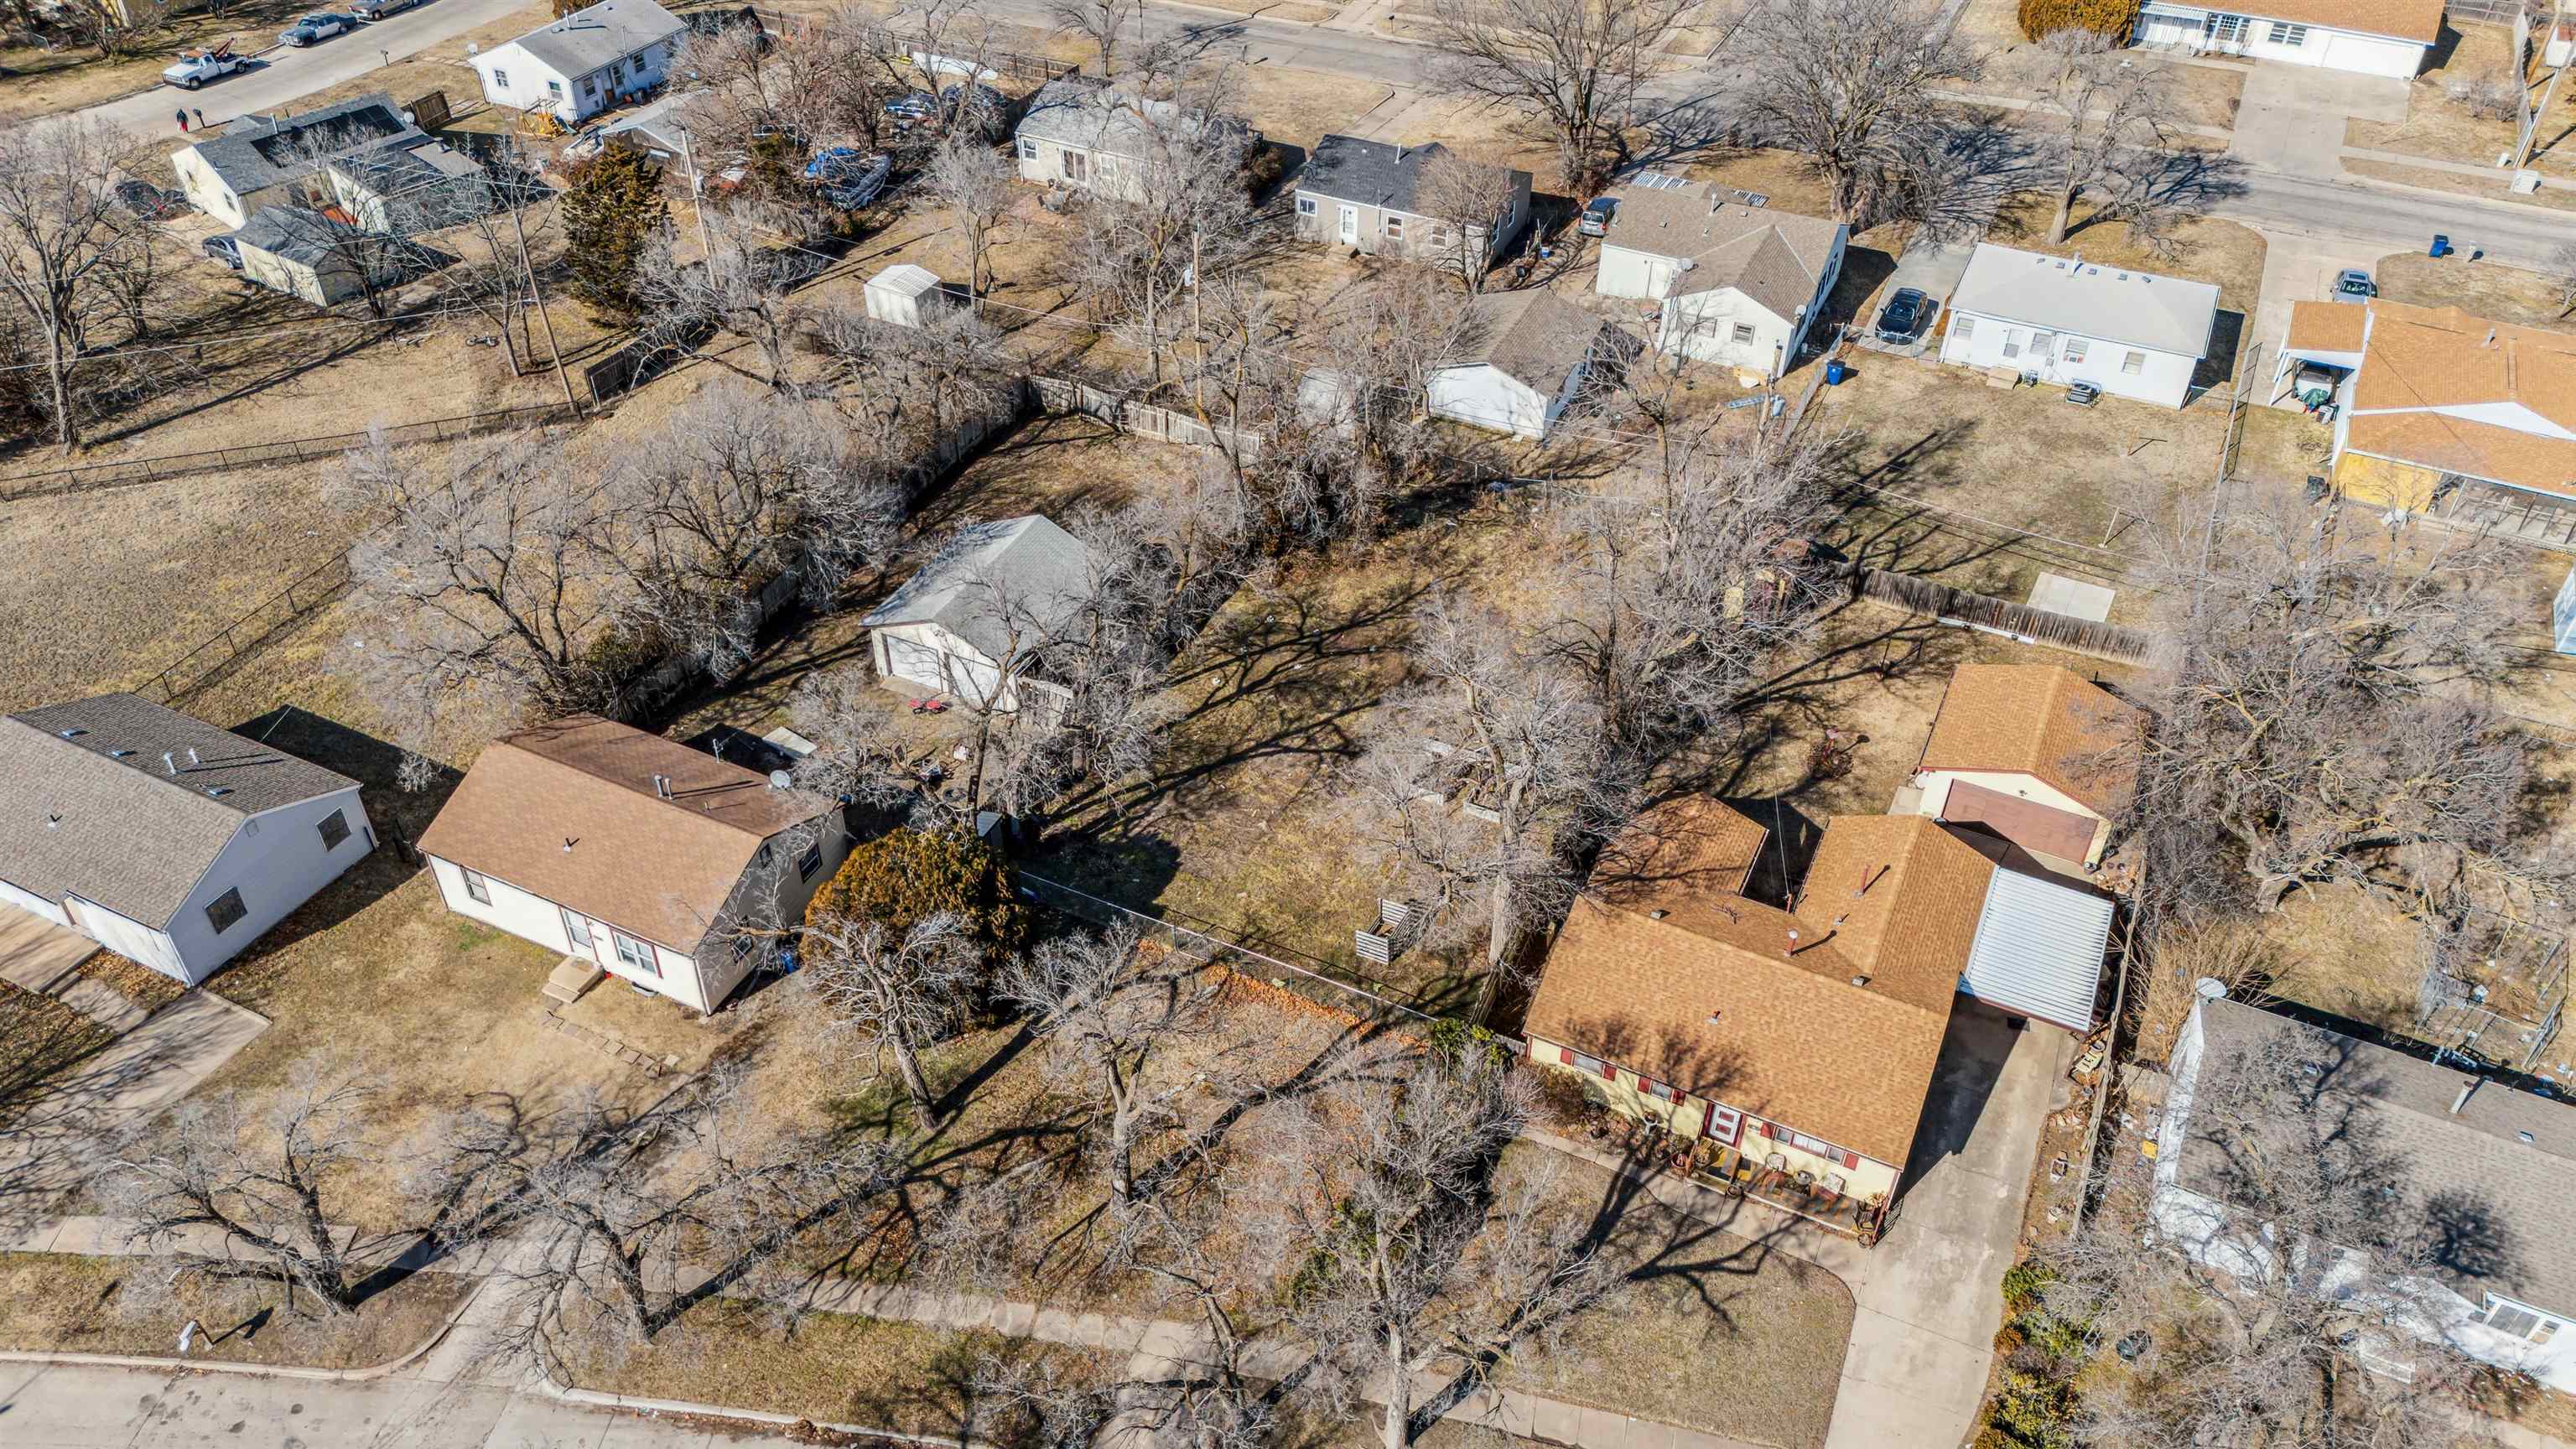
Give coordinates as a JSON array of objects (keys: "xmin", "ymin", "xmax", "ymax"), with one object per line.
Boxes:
[{"xmin": 163, "ymin": 751, "xmax": 176, "ymax": 776}]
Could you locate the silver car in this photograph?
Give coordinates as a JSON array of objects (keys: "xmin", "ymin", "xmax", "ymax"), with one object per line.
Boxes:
[{"xmin": 351, "ymin": 0, "xmax": 420, "ymax": 18}]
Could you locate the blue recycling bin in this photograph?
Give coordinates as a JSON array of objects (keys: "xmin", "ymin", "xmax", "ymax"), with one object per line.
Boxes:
[
  {"xmin": 2431, "ymin": 234, "xmax": 2452, "ymax": 257},
  {"xmin": 1824, "ymin": 359, "xmax": 1849, "ymax": 386}
]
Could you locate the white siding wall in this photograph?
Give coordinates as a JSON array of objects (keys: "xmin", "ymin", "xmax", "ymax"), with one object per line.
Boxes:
[
  {"xmin": 1013, "ymin": 137, "xmax": 1152, "ymax": 204},
  {"xmin": 65, "ymin": 896, "xmax": 184, "ymax": 979},
  {"xmin": 0, "ymin": 876, "xmax": 70, "ymax": 928},
  {"xmin": 1595, "ymin": 245, "xmax": 1671, "ymax": 301},
  {"xmin": 871, "ymin": 621, "xmax": 1048, "ymax": 714},
  {"xmin": 162, "ymin": 787, "xmax": 375, "ymax": 984},
  {"xmin": 428, "ymin": 854, "xmax": 716, "ymax": 1015},
  {"xmin": 1427, "ymin": 364, "xmax": 1550, "ymax": 439},
  {"xmin": 172, "ymin": 148, "xmax": 254, "ymax": 230},
  {"xmin": 1940, "ymin": 311, "xmax": 2199, "ymax": 408},
  {"xmin": 475, "ymin": 36, "xmax": 673, "ymax": 122},
  {"xmin": 1661, "ymin": 289, "xmax": 1796, "ymax": 373}
]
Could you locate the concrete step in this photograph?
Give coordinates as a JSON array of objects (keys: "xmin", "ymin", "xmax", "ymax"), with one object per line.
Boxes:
[{"xmin": 542, "ymin": 955, "xmax": 605, "ymax": 1005}]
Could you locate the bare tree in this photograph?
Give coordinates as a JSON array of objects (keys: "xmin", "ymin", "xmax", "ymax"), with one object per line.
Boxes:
[
  {"xmin": 805, "ymin": 911, "xmax": 986, "ymax": 1130},
  {"xmin": 786, "ymin": 665, "xmax": 943, "ymax": 815},
  {"xmin": 1050, "ymin": 0, "xmax": 1146, "ymax": 75},
  {"xmin": 1727, "ymin": 0, "xmax": 1979, "ymax": 223},
  {"xmin": 340, "ymin": 428, "xmax": 635, "ymax": 722},
  {"xmin": 1260, "ymin": 1047, "xmax": 1606, "ymax": 1449},
  {"xmin": 49, "ymin": 0, "xmax": 175, "ymax": 56},
  {"xmin": 2551, "ymin": 239, "xmax": 2576, "ymax": 320},
  {"xmin": 924, "ymin": 129, "xmax": 1015, "ymax": 299},
  {"xmin": 439, "ymin": 162, "xmax": 556, "ymax": 377},
  {"xmin": 1346, "ymin": 595, "xmax": 1628, "ymax": 972},
  {"xmin": 2042, "ymin": 1020, "xmax": 2506, "ymax": 1446},
  {"xmin": 2028, "ymin": 29, "xmax": 2177, "ymax": 246},
  {"xmin": 0, "ymin": 116, "xmax": 149, "ymax": 451},
  {"xmin": 1420, "ymin": 0, "xmax": 1692, "ymax": 191},
  {"xmin": 633, "ymin": 222, "xmax": 814, "ymax": 392},
  {"xmin": 107, "ymin": 1073, "xmax": 389, "ymax": 1316},
  {"xmin": 1411, "ymin": 149, "xmax": 1522, "ymax": 293},
  {"xmin": 1000, "ymin": 925, "xmax": 1220, "ymax": 1205}
]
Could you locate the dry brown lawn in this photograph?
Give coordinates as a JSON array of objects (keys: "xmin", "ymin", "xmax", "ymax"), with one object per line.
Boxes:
[
  {"xmin": 2341, "ymin": 157, "xmax": 2576, "ymax": 210},
  {"xmin": 0, "ymin": 1250, "xmax": 472, "ymax": 1367},
  {"xmin": 2249, "ymin": 881, "xmax": 2430, "ymax": 1033},
  {"xmin": 571, "ymin": 1297, "xmax": 1120, "ymax": 1434},
  {"xmin": 2346, "ymin": 21, "xmax": 2576, "ymax": 176},
  {"xmin": 76, "ymin": 953, "xmax": 189, "ymax": 1015},
  {"xmin": 1946, "ymin": 0, "xmax": 2246, "ymax": 132},
  {"xmin": 2373, "ymin": 250, "xmax": 2576, "ymax": 330},
  {"xmin": 0, "ymin": 981, "xmax": 113, "ymax": 1128}
]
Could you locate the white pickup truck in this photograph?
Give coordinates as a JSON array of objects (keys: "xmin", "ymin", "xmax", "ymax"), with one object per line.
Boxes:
[{"xmin": 162, "ymin": 39, "xmax": 242, "ymax": 90}]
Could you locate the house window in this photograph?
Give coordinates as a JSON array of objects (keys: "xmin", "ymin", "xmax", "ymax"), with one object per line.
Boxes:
[
  {"xmin": 2001, "ymin": 330, "xmax": 2023, "ymax": 359},
  {"xmin": 1296, "ymin": 195, "xmax": 1317, "ymax": 216},
  {"xmin": 1566, "ymin": 1047, "xmax": 1607, "ymax": 1077},
  {"xmin": 1699, "ymin": 1102, "xmax": 1743, "ymax": 1145},
  {"xmin": 2122, "ymin": 350, "xmax": 2146, "ymax": 374},
  {"xmin": 2487, "ymin": 1304, "xmax": 2542, "ymax": 1338},
  {"xmin": 579, "ymin": 77, "xmax": 598, "ymax": 97},
  {"xmin": 1730, "ymin": 323, "xmax": 1757, "ymax": 345},
  {"xmin": 2061, "ymin": 338, "xmax": 2089, "ymax": 365},
  {"xmin": 547, "ymin": 79, "xmax": 564, "ymax": 97},
  {"xmin": 316, "ymin": 808, "xmax": 351, "ymax": 850},
  {"xmin": 2267, "ymin": 20, "xmax": 2307, "ymax": 44},
  {"xmin": 1384, "ymin": 216, "xmax": 1405, "ymax": 240},
  {"xmin": 205, "ymin": 887, "xmax": 247, "ymax": 934},
  {"xmin": 1018, "ymin": 138, "xmax": 1039, "ymax": 160},
  {"xmin": 492, "ymin": 68, "xmax": 510, "ymax": 90},
  {"xmin": 609, "ymin": 927, "xmax": 661, "ymax": 978},
  {"xmin": 1062, "ymin": 150, "xmax": 1089, "ymax": 182},
  {"xmin": 1952, "ymin": 315, "xmax": 1974, "ymax": 340},
  {"xmin": 734, "ymin": 935, "xmax": 757, "ymax": 963},
  {"xmin": 1428, "ymin": 223, "xmax": 1451, "ymax": 247},
  {"xmin": 1639, "ymin": 1078, "xmax": 1679, "ymax": 1103},
  {"xmin": 756, "ymin": 841, "xmax": 773, "ymax": 867},
  {"xmin": 461, "ymin": 868, "xmax": 493, "ymax": 906},
  {"xmin": 797, "ymin": 840, "xmax": 823, "ymax": 881}
]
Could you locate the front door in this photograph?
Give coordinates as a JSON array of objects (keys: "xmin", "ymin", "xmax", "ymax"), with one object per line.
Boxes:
[
  {"xmin": 1337, "ymin": 205, "xmax": 1358, "ymax": 245},
  {"xmin": 560, "ymin": 906, "xmax": 609, "ymax": 968}
]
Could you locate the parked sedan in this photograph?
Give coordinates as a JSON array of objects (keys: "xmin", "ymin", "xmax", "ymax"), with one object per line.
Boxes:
[
  {"xmin": 350, "ymin": 0, "xmax": 420, "ymax": 18},
  {"xmin": 1874, "ymin": 286, "xmax": 1932, "ymax": 345},
  {"xmin": 278, "ymin": 12, "xmax": 355, "ymax": 44}
]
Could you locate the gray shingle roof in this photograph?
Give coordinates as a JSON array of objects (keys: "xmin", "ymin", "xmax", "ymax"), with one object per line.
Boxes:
[
  {"xmin": 226, "ymin": 206, "xmax": 366, "ymax": 267},
  {"xmin": 1598, "ymin": 181, "xmax": 1843, "ymax": 316},
  {"xmin": 1948, "ymin": 243, "xmax": 2220, "ymax": 360},
  {"xmin": 1014, "ymin": 77, "xmax": 1253, "ymax": 164},
  {"xmin": 1296, "ymin": 135, "xmax": 1530, "ymax": 216},
  {"xmin": 861, "ymin": 516, "xmax": 1093, "ymax": 663},
  {"xmin": 501, "ymin": 0, "xmax": 683, "ymax": 77},
  {"xmin": 2181, "ymin": 998, "xmax": 2576, "ymax": 1315},
  {"xmin": 188, "ymin": 92, "xmax": 418, "ymax": 195},
  {"xmin": 0, "ymin": 694, "xmax": 358, "ymax": 928},
  {"xmin": 1461, "ymin": 288, "xmax": 1606, "ymax": 399}
]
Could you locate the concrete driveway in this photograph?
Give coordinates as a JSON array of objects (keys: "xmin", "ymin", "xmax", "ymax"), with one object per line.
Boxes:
[
  {"xmin": 2247, "ymin": 229, "xmax": 2392, "ymax": 408},
  {"xmin": 0, "ymin": 905, "xmax": 95, "ymax": 997},
  {"xmin": 2230, "ymin": 63, "xmax": 2411, "ymax": 179},
  {"xmin": 1851, "ymin": 236, "xmax": 1975, "ymax": 360}
]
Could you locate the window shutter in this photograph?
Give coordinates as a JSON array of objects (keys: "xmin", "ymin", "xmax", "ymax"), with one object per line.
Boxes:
[
  {"xmin": 1843, "ymin": 1150, "xmax": 1860, "ymax": 1171},
  {"xmin": 1558, "ymin": 1045, "xmax": 1576, "ymax": 1067},
  {"xmin": 1600, "ymin": 1057, "xmax": 1618, "ymax": 1082}
]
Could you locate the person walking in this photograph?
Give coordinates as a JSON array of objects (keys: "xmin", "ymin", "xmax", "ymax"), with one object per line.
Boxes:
[{"xmin": 175, "ymin": 108, "xmax": 190, "ymax": 132}]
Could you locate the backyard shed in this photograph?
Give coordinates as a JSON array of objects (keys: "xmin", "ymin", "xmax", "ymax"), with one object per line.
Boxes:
[
  {"xmin": 225, "ymin": 206, "xmax": 413, "ymax": 307},
  {"xmin": 862, "ymin": 515, "xmax": 1091, "ymax": 715},
  {"xmin": 1426, "ymin": 288, "xmax": 1607, "ymax": 440},
  {"xmin": 865, "ymin": 264, "xmax": 948, "ymax": 328}
]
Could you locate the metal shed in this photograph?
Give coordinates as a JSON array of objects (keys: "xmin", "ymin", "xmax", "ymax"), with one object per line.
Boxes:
[
  {"xmin": 1958, "ymin": 867, "xmax": 2117, "ymax": 1032},
  {"xmin": 865, "ymin": 264, "xmax": 947, "ymax": 328}
]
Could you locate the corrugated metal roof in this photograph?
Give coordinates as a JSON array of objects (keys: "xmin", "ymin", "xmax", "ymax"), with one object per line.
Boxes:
[{"xmin": 1958, "ymin": 867, "xmax": 2115, "ymax": 1031}]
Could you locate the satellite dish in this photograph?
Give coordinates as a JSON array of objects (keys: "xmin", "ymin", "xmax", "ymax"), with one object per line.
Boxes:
[{"xmin": 768, "ymin": 769, "xmax": 795, "ymax": 790}]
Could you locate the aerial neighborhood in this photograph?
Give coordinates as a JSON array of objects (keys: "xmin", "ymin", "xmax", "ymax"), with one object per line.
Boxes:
[{"xmin": 8, "ymin": 0, "xmax": 2576, "ymax": 1444}]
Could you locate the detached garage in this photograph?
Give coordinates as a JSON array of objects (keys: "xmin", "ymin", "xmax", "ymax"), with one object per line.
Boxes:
[
  {"xmin": 861, "ymin": 515, "xmax": 1089, "ymax": 717},
  {"xmin": 1426, "ymin": 288, "xmax": 1607, "ymax": 441},
  {"xmin": 1909, "ymin": 663, "xmax": 2147, "ymax": 870}
]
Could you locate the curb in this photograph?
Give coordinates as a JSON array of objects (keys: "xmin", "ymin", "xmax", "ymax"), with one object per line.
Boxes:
[
  {"xmin": 536, "ymin": 1364, "xmax": 978, "ymax": 1446},
  {"xmin": 0, "ymin": 1271, "xmax": 484, "ymax": 1384}
]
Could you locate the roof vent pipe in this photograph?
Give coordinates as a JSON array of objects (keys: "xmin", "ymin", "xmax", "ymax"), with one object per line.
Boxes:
[
  {"xmin": 1784, "ymin": 928, "xmax": 1800, "ymax": 957},
  {"xmin": 187, "ymin": 747, "xmax": 200, "ymax": 766},
  {"xmin": 2451, "ymin": 1081, "xmax": 2477, "ymax": 1115},
  {"xmin": 163, "ymin": 752, "xmax": 176, "ymax": 776}
]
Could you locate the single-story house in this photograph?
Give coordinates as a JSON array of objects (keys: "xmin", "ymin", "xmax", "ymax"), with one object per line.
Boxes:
[
  {"xmin": 2275, "ymin": 298, "xmax": 2576, "ymax": 512},
  {"xmin": 1908, "ymin": 663, "xmax": 2145, "ymax": 870},
  {"xmin": 2129, "ymin": 0, "xmax": 2438, "ymax": 78},
  {"xmin": 171, "ymin": 92, "xmax": 454, "ymax": 231},
  {"xmin": 1011, "ymin": 76, "xmax": 1260, "ymax": 205},
  {"xmin": 1590, "ymin": 174, "xmax": 1846, "ymax": 379},
  {"xmin": 1292, "ymin": 135, "xmax": 1531, "ymax": 273},
  {"xmin": 2154, "ymin": 992, "xmax": 2576, "ymax": 1391},
  {"xmin": 1939, "ymin": 243, "xmax": 2221, "ymax": 409},
  {"xmin": 1426, "ymin": 288, "xmax": 1608, "ymax": 441},
  {"xmin": 570, "ymin": 89, "xmax": 699, "ymax": 162},
  {"xmin": 1525, "ymin": 797, "xmax": 2118, "ymax": 1232},
  {"xmin": 418, "ymin": 715, "xmax": 854, "ymax": 1015},
  {"xmin": 0, "ymin": 693, "xmax": 373, "ymax": 985},
  {"xmin": 861, "ymin": 515, "xmax": 1090, "ymax": 717},
  {"xmin": 224, "ymin": 206, "xmax": 415, "ymax": 307},
  {"xmin": 471, "ymin": 0, "xmax": 685, "ymax": 126},
  {"xmin": 325, "ymin": 140, "xmax": 491, "ymax": 235}
]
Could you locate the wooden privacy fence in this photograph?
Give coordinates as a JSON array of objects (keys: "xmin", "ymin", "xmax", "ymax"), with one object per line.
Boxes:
[
  {"xmin": 1026, "ymin": 374, "xmax": 1265, "ymax": 459},
  {"xmin": 0, "ymin": 401, "xmax": 585, "ymax": 500},
  {"xmin": 1852, "ymin": 565, "xmax": 2158, "ymax": 664}
]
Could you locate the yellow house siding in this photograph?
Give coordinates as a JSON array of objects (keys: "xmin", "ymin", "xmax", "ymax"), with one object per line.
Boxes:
[{"xmin": 2334, "ymin": 450, "xmax": 2441, "ymax": 511}]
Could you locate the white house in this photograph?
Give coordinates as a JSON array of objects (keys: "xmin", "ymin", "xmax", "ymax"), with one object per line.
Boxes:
[
  {"xmin": 171, "ymin": 92, "xmax": 457, "ymax": 231},
  {"xmin": 223, "ymin": 206, "xmax": 416, "ymax": 308},
  {"xmin": 1292, "ymin": 135, "xmax": 1532, "ymax": 274},
  {"xmin": 1426, "ymin": 288, "xmax": 1608, "ymax": 441},
  {"xmin": 2129, "ymin": 0, "xmax": 2438, "ymax": 78},
  {"xmin": 1939, "ymin": 244, "xmax": 2220, "ymax": 409},
  {"xmin": 1590, "ymin": 174, "xmax": 1846, "ymax": 379},
  {"xmin": 471, "ymin": 0, "xmax": 684, "ymax": 126},
  {"xmin": 418, "ymin": 715, "xmax": 853, "ymax": 1015},
  {"xmin": 1011, "ymin": 76, "xmax": 1259, "ymax": 205},
  {"xmin": 0, "ymin": 693, "xmax": 374, "ymax": 985},
  {"xmin": 1908, "ymin": 663, "xmax": 2145, "ymax": 870},
  {"xmin": 862, "ymin": 515, "xmax": 1092, "ymax": 717},
  {"xmin": 2156, "ymin": 992, "xmax": 2576, "ymax": 1392}
]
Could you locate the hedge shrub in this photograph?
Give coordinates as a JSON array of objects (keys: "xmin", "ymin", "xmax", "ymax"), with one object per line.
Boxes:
[
  {"xmin": 804, "ymin": 826, "xmax": 1028, "ymax": 947},
  {"xmin": 2015, "ymin": 0, "xmax": 2140, "ymax": 42}
]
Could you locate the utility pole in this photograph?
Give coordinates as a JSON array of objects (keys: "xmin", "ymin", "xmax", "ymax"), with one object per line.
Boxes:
[
  {"xmin": 678, "ymin": 127, "xmax": 717, "ymax": 261},
  {"xmin": 510, "ymin": 185, "xmax": 579, "ymax": 415},
  {"xmin": 1190, "ymin": 227, "xmax": 1204, "ymax": 411},
  {"xmin": 2515, "ymin": 0, "xmax": 2568, "ymax": 170}
]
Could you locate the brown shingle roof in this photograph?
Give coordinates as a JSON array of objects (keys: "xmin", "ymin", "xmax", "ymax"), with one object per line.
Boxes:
[
  {"xmin": 2284, "ymin": 299, "xmax": 2368, "ymax": 355},
  {"xmin": 1917, "ymin": 665, "xmax": 2144, "ymax": 817},
  {"xmin": 1526, "ymin": 802, "xmax": 1997, "ymax": 1166},
  {"xmin": 1463, "ymin": 288, "xmax": 1604, "ymax": 398},
  {"xmin": 417, "ymin": 715, "xmax": 834, "ymax": 954},
  {"xmin": 2338, "ymin": 300, "xmax": 2576, "ymax": 498},
  {"xmin": 2226, "ymin": 0, "xmax": 2442, "ymax": 44},
  {"xmin": 1599, "ymin": 183, "xmax": 1842, "ymax": 318}
]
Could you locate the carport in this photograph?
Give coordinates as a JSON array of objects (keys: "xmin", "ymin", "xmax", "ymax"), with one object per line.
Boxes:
[{"xmin": 1959, "ymin": 868, "xmax": 2118, "ymax": 1032}]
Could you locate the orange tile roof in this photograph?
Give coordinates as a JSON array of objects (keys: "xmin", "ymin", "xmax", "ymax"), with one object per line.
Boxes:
[
  {"xmin": 418, "ymin": 715, "xmax": 835, "ymax": 953},
  {"xmin": 1917, "ymin": 665, "xmax": 2144, "ymax": 817},
  {"xmin": 2339, "ymin": 301, "xmax": 2576, "ymax": 497},
  {"xmin": 2235, "ymin": 0, "xmax": 2442, "ymax": 43},
  {"xmin": 2344, "ymin": 412, "xmax": 2576, "ymax": 500},
  {"xmin": 1525, "ymin": 802, "xmax": 1997, "ymax": 1166},
  {"xmin": 2284, "ymin": 300, "xmax": 2368, "ymax": 355}
]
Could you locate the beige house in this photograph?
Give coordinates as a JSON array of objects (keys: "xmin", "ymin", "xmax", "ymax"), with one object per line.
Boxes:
[
  {"xmin": 418, "ymin": 716, "xmax": 854, "ymax": 1015},
  {"xmin": 1292, "ymin": 135, "xmax": 1530, "ymax": 274},
  {"xmin": 1908, "ymin": 664, "xmax": 2145, "ymax": 870}
]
